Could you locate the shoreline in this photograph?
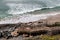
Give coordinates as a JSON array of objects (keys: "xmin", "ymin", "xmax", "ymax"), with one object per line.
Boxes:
[
  {"xmin": 0, "ymin": 14, "xmax": 60, "ymax": 40},
  {"xmin": 0, "ymin": 12, "xmax": 59, "ymax": 24}
]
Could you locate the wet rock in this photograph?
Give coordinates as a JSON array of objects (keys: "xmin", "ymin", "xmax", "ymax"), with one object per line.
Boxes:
[
  {"xmin": 2, "ymin": 31, "xmax": 12, "ymax": 39},
  {"xmin": 0, "ymin": 32, "xmax": 3, "ymax": 38}
]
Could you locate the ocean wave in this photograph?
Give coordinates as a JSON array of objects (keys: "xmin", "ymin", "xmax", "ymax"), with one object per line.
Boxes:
[
  {"xmin": 4, "ymin": 0, "xmax": 60, "ymax": 15},
  {"xmin": 6, "ymin": 3, "xmax": 41, "ymax": 14},
  {"xmin": 6, "ymin": 3, "xmax": 60, "ymax": 15},
  {"xmin": 0, "ymin": 0, "xmax": 60, "ymax": 24}
]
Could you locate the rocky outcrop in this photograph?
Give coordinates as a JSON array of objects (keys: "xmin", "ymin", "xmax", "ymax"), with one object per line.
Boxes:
[{"xmin": 0, "ymin": 15, "xmax": 60, "ymax": 39}]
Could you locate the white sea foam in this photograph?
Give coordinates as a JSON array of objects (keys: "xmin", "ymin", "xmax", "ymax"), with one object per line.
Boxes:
[
  {"xmin": 6, "ymin": 3, "xmax": 42, "ymax": 14},
  {"xmin": 0, "ymin": 0, "xmax": 60, "ymax": 24},
  {"xmin": 0, "ymin": 12, "xmax": 59, "ymax": 24},
  {"xmin": 6, "ymin": 3, "xmax": 60, "ymax": 15},
  {"xmin": 6, "ymin": 3, "xmax": 58, "ymax": 15}
]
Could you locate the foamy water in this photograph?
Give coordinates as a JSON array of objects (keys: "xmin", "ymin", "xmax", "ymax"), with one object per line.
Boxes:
[
  {"xmin": 0, "ymin": 0, "xmax": 60, "ymax": 24},
  {"xmin": 6, "ymin": 3, "xmax": 42, "ymax": 14},
  {"xmin": 0, "ymin": 12, "xmax": 59, "ymax": 24}
]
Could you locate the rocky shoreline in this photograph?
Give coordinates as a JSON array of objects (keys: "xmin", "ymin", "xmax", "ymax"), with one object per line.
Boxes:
[{"xmin": 0, "ymin": 14, "xmax": 60, "ymax": 40}]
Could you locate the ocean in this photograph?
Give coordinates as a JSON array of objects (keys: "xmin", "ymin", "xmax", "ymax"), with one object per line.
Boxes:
[{"xmin": 0, "ymin": 0, "xmax": 60, "ymax": 24}]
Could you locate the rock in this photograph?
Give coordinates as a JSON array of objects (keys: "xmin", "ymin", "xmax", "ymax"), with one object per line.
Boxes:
[
  {"xmin": 23, "ymin": 34, "xmax": 28, "ymax": 37},
  {"xmin": 29, "ymin": 35, "xmax": 33, "ymax": 38},
  {"xmin": 0, "ymin": 32, "xmax": 2, "ymax": 38},
  {"xmin": 11, "ymin": 31, "xmax": 19, "ymax": 37},
  {"xmin": 55, "ymin": 22, "xmax": 60, "ymax": 26},
  {"xmin": 2, "ymin": 31, "xmax": 12, "ymax": 39},
  {"xmin": 26, "ymin": 27, "xmax": 31, "ymax": 30}
]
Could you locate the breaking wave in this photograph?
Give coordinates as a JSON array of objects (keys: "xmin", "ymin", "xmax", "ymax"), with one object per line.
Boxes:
[{"xmin": 0, "ymin": 0, "xmax": 60, "ymax": 24}]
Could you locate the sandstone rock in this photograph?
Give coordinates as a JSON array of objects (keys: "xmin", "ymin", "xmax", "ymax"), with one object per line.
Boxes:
[
  {"xmin": 26, "ymin": 27, "xmax": 31, "ymax": 30},
  {"xmin": 23, "ymin": 34, "xmax": 28, "ymax": 37},
  {"xmin": 11, "ymin": 31, "xmax": 19, "ymax": 37},
  {"xmin": 29, "ymin": 35, "xmax": 33, "ymax": 38}
]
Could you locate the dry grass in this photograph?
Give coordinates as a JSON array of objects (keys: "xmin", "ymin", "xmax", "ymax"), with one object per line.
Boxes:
[{"xmin": 24, "ymin": 35, "xmax": 60, "ymax": 40}]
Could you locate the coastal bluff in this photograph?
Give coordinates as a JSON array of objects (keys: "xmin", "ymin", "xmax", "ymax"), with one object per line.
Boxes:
[{"xmin": 0, "ymin": 14, "xmax": 60, "ymax": 40}]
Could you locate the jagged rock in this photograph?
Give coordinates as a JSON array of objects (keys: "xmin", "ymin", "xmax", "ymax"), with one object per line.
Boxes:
[
  {"xmin": 0, "ymin": 32, "xmax": 2, "ymax": 38},
  {"xmin": 2, "ymin": 31, "xmax": 12, "ymax": 39}
]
